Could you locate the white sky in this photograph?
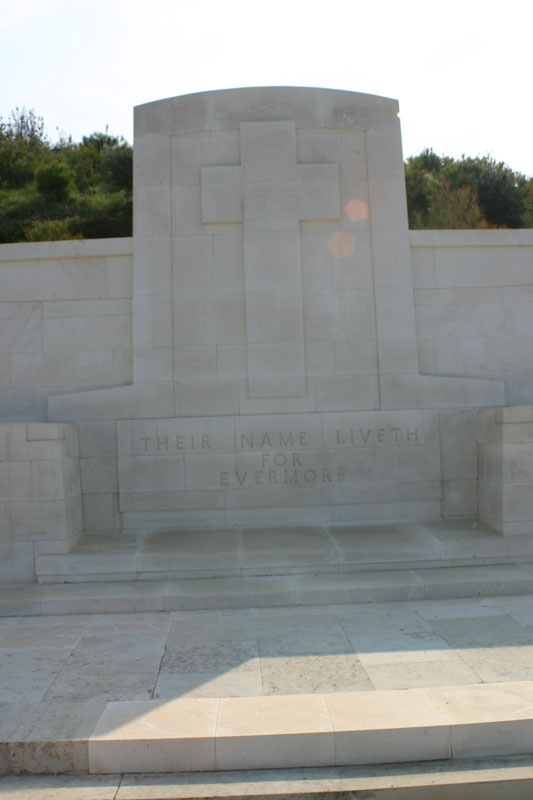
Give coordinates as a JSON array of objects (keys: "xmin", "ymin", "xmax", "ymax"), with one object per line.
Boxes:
[{"xmin": 1, "ymin": 0, "xmax": 532, "ymax": 176}]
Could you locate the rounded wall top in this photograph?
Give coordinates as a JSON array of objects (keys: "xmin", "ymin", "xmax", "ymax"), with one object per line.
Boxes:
[{"xmin": 134, "ymin": 86, "xmax": 399, "ymax": 138}]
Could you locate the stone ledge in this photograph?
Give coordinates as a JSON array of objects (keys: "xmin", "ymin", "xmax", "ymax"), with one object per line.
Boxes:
[{"xmin": 0, "ymin": 238, "xmax": 133, "ymax": 262}]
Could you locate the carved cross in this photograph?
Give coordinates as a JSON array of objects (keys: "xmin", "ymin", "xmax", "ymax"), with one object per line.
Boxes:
[{"xmin": 201, "ymin": 121, "xmax": 340, "ymax": 398}]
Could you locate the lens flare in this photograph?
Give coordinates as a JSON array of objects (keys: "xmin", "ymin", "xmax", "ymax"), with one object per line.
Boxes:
[
  {"xmin": 328, "ymin": 231, "xmax": 355, "ymax": 259},
  {"xmin": 344, "ymin": 197, "xmax": 369, "ymax": 222}
]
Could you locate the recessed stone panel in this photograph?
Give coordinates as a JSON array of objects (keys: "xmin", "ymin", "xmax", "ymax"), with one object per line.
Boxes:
[{"xmin": 117, "ymin": 411, "xmax": 444, "ymax": 525}]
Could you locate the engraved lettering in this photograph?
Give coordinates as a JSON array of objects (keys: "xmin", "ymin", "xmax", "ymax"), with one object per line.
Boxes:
[
  {"xmin": 141, "ymin": 436, "xmax": 151, "ymax": 452},
  {"xmin": 157, "ymin": 436, "xmax": 168, "ymax": 451},
  {"xmin": 260, "ymin": 433, "xmax": 272, "ymax": 447},
  {"xmin": 359, "ymin": 428, "xmax": 372, "ymax": 443},
  {"xmin": 337, "ymin": 467, "xmax": 345, "ymax": 481},
  {"xmin": 391, "ymin": 427, "xmax": 401, "ymax": 442},
  {"xmin": 292, "ymin": 452, "xmax": 302, "ymax": 466},
  {"xmin": 336, "ymin": 430, "xmax": 345, "ymax": 444},
  {"xmin": 220, "ymin": 471, "xmax": 229, "ymax": 486},
  {"xmin": 274, "ymin": 452, "xmax": 287, "ymax": 466},
  {"xmin": 202, "ymin": 435, "xmax": 211, "ymax": 449},
  {"xmin": 299, "ymin": 432, "xmax": 308, "ymax": 446},
  {"xmin": 377, "ymin": 428, "xmax": 386, "ymax": 443},
  {"xmin": 407, "ymin": 427, "xmax": 420, "ymax": 441},
  {"xmin": 279, "ymin": 432, "xmax": 293, "ymax": 447},
  {"xmin": 285, "ymin": 469, "xmax": 298, "ymax": 484},
  {"xmin": 304, "ymin": 469, "xmax": 316, "ymax": 482},
  {"xmin": 241, "ymin": 433, "xmax": 254, "ymax": 448},
  {"xmin": 268, "ymin": 469, "xmax": 278, "ymax": 484},
  {"xmin": 176, "ymin": 436, "xmax": 184, "ymax": 449},
  {"xmin": 255, "ymin": 470, "xmax": 263, "ymax": 485},
  {"xmin": 322, "ymin": 468, "xmax": 332, "ymax": 482},
  {"xmin": 236, "ymin": 471, "xmax": 248, "ymax": 486}
]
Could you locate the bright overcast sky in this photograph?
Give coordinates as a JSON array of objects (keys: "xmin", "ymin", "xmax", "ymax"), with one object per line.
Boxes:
[{"xmin": 1, "ymin": 0, "xmax": 532, "ymax": 176}]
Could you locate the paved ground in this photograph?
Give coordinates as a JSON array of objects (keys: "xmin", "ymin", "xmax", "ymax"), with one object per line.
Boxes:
[{"xmin": 2, "ymin": 594, "xmax": 533, "ymax": 705}]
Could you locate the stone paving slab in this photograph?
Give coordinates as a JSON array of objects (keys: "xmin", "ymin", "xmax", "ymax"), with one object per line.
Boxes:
[{"xmin": 3, "ymin": 596, "xmax": 533, "ymax": 776}]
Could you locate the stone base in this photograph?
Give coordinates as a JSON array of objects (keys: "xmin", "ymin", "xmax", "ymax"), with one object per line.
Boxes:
[{"xmin": 0, "ymin": 423, "xmax": 82, "ymax": 581}]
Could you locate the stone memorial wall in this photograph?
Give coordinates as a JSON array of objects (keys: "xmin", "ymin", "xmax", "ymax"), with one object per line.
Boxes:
[{"xmin": 0, "ymin": 88, "xmax": 532, "ymax": 578}]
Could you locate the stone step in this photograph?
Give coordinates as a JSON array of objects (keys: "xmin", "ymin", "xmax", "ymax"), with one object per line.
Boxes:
[
  {"xmin": 3, "ymin": 683, "xmax": 533, "ymax": 782},
  {"xmin": 34, "ymin": 521, "xmax": 533, "ymax": 584},
  {"xmin": 4, "ymin": 562, "xmax": 533, "ymax": 616},
  {"xmin": 4, "ymin": 757, "xmax": 533, "ymax": 799},
  {"xmin": 87, "ymin": 682, "xmax": 533, "ymax": 774}
]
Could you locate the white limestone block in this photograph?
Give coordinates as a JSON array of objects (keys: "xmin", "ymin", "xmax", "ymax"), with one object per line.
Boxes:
[
  {"xmin": 243, "ymin": 232, "xmax": 302, "ymax": 290},
  {"xmin": 49, "ymin": 384, "xmax": 174, "ymax": 422},
  {"xmin": 372, "ymin": 230, "xmax": 413, "ymax": 289},
  {"xmin": 436, "ymin": 246, "xmax": 533, "ymax": 289},
  {"xmin": 119, "ymin": 455, "xmax": 185, "ymax": 492},
  {"xmin": 174, "ymin": 293, "xmax": 246, "ymax": 346},
  {"xmin": 0, "ymin": 257, "xmax": 108, "ymax": 301},
  {"xmin": 77, "ymin": 422, "xmax": 117, "ymax": 457},
  {"xmin": 11, "ymin": 352, "xmax": 116, "ymax": 388},
  {"xmin": 134, "ymin": 347, "xmax": 173, "ymax": 383},
  {"xmin": 173, "ymin": 235, "xmax": 213, "ymax": 291},
  {"xmin": 375, "ymin": 290, "xmax": 417, "ymax": 340},
  {"xmin": 442, "ymin": 479, "xmax": 477, "ymax": 517},
  {"xmin": 246, "ymin": 293, "xmax": 303, "ymax": 344},
  {"xmin": 43, "ymin": 316, "xmax": 131, "ymax": 352},
  {"xmin": 0, "ymin": 317, "xmax": 42, "ymax": 354},
  {"xmin": 80, "ymin": 458, "xmax": 118, "ymax": 494},
  {"xmin": 172, "ymin": 185, "xmax": 203, "ymax": 235},
  {"xmin": 177, "ymin": 381, "xmax": 239, "ymax": 417},
  {"xmin": 316, "ymin": 375, "xmax": 378, "ymax": 412},
  {"xmin": 305, "ymin": 342, "xmax": 335, "ymax": 376},
  {"xmin": 134, "ymin": 186, "xmax": 171, "ymax": 237},
  {"xmin": 411, "ymin": 247, "xmax": 437, "ymax": 289},
  {"xmin": 82, "ymin": 493, "xmax": 116, "ymax": 530},
  {"xmin": 216, "ymin": 345, "xmax": 247, "ymax": 379},
  {"xmin": 106, "ymin": 254, "xmax": 133, "ymax": 299},
  {"xmin": 215, "ymin": 694, "xmax": 334, "ymax": 770},
  {"xmin": 134, "ymin": 237, "xmax": 171, "ymax": 296},
  {"xmin": 381, "ymin": 374, "xmax": 505, "ymax": 409},
  {"xmin": 330, "ymin": 231, "xmax": 373, "ymax": 290},
  {"xmin": 212, "ymin": 234, "xmax": 244, "ymax": 291},
  {"xmin": 133, "ymin": 135, "xmax": 170, "ymax": 187},
  {"xmin": 174, "ymin": 347, "xmax": 217, "ymax": 379},
  {"xmin": 89, "ymin": 697, "xmax": 218, "ymax": 773},
  {"xmin": 133, "ymin": 295, "xmax": 172, "ymax": 349},
  {"xmin": 369, "ymin": 179, "xmax": 409, "ymax": 231},
  {"xmin": 377, "ymin": 340, "xmax": 419, "ymax": 375}
]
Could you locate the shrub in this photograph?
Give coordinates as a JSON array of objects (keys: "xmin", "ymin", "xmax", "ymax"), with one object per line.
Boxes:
[{"xmin": 35, "ymin": 160, "xmax": 74, "ymax": 200}]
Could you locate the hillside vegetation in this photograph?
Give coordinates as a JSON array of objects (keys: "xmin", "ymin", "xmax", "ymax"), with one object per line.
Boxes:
[
  {"xmin": 0, "ymin": 110, "xmax": 532, "ymax": 243},
  {"xmin": 405, "ymin": 149, "xmax": 533, "ymax": 229},
  {"xmin": 0, "ymin": 109, "xmax": 132, "ymax": 243}
]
